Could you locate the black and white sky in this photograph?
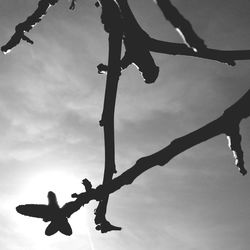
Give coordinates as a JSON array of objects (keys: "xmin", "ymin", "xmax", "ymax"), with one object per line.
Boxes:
[{"xmin": 0, "ymin": 0, "xmax": 250, "ymax": 249}]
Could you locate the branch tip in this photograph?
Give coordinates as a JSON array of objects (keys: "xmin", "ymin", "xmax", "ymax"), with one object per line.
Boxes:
[
  {"xmin": 95, "ymin": 220, "xmax": 122, "ymax": 233},
  {"xmin": 82, "ymin": 178, "xmax": 93, "ymax": 192},
  {"xmin": 226, "ymin": 125, "xmax": 247, "ymax": 176}
]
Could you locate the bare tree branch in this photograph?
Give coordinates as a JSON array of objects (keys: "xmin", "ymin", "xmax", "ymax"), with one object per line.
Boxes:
[
  {"xmin": 17, "ymin": 88, "xmax": 250, "ymax": 234},
  {"xmin": 71, "ymin": 89, "xmax": 250, "ymax": 208},
  {"xmin": 1, "ymin": 0, "xmax": 60, "ymax": 54},
  {"xmin": 149, "ymin": 38, "xmax": 250, "ymax": 66},
  {"xmin": 116, "ymin": 0, "xmax": 159, "ymax": 83},
  {"xmin": 5, "ymin": 0, "xmax": 250, "ymax": 237},
  {"xmin": 92, "ymin": 89, "xmax": 250, "ymax": 199},
  {"xmin": 154, "ymin": 0, "xmax": 207, "ymax": 52},
  {"xmin": 3, "ymin": 0, "xmax": 250, "ymax": 68},
  {"xmin": 94, "ymin": 0, "xmax": 123, "ymax": 233}
]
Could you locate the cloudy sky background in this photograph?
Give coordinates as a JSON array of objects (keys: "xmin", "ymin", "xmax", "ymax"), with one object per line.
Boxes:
[{"xmin": 0, "ymin": 0, "xmax": 250, "ymax": 249}]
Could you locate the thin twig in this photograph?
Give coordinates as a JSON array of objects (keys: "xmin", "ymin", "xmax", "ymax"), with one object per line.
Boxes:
[
  {"xmin": 149, "ymin": 38, "xmax": 250, "ymax": 65},
  {"xmin": 94, "ymin": 0, "xmax": 123, "ymax": 233}
]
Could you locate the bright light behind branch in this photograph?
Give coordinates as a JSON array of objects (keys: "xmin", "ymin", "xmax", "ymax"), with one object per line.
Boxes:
[
  {"xmin": 20, "ymin": 169, "xmax": 83, "ymax": 205},
  {"xmin": 3, "ymin": 170, "xmax": 94, "ymax": 249}
]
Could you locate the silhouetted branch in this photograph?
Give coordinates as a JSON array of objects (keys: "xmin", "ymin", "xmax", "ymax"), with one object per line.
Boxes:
[
  {"xmin": 149, "ymin": 38, "xmax": 250, "ymax": 65},
  {"xmin": 4, "ymin": 0, "xmax": 250, "ymax": 68},
  {"xmin": 8, "ymin": 0, "xmax": 250, "ymax": 237},
  {"xmin": 17, "ymin": 191, "xmax": 73, "ymax": 236},
  {"xmin": 116, "ymin": 0, "xmax": 159, "ymax": 83},
  {"xmin": 69, "ymin": 0, "xmax": 77, "ymax": 10},
  {"xmin": 94, "ymin": 0, "xmax": 123, "ymax": 233},
  {"xmin": 96, "ymin": 0, "xmax": 159, "ymax": 83},
  {"xmin": 17, "ymin": 88, "xmax": 250, "ymax": 234},
  {"xmin": 1, "ymin": 0, "xmax": 60, "ymax": 54},
  {"xmin": 91, "ymin": 89, "xmax": 250, "ymax": 200},
  {"xmin": 154, "ymin": 0, "xmax": 207, "ymax": 52},
  {"xmin": 98, "ymin": 36, "xmax": 250, "ymax": 72}
]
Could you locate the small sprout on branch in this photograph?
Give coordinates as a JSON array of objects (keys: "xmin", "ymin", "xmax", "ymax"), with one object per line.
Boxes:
[
  {"xmin": 82, "ymin": 178, "xmax": 93, "ymax": 192},
  {"xmin": 97, "ymin": 63, "xmax": 108, "ymax": 74}
]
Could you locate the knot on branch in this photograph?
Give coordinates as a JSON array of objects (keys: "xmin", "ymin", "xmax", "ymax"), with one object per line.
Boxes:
[
  {"xmin": 97, "ymin": 63, "xmax": 108, "ymax": 74},
  {"xmin": 96, "ymin": 35, "xmax": 160, "ymax": 83},
  {"xmin": 122, "ymin": 36, "xmax": 160, "ymax": 84}
]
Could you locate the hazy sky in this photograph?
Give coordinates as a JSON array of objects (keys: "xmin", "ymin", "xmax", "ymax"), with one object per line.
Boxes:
[{"xmin": 0, "ymin": 0, "xmax": 250, "ymax": 250}]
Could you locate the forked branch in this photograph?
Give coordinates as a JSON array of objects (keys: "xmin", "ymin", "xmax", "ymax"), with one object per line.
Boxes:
[
  {"xmin": 17, "ymin": 88, "xmax": 250, "ymax": 234},
  {"xmin": 3, "ymin": 0, "xmax": 250, "ymax": 237},
  {"xmin": 93, "ymin": 88, "xmax": 250, "ymax": 198},
  {"xmin": 1, "ymin": 0, "xmax": 60, "ymax": 54},
  {"xmin": 3, "ymin": 0, "xmax": 250, "ymax": 68}
]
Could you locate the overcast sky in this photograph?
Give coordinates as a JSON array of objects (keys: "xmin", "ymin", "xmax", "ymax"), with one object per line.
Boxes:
[{"xmin": 0, "ymin": 0, "xmax": 250, "ymax": 250}]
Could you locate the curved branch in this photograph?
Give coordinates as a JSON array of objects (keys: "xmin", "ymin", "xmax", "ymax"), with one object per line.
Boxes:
[
  {"xmin": 69, "ymin": 89, "xmax": 250, "ymax": 212},
  {"xmin": 1, "ymin": 0, "xmax": 61, "ymax": 54}
]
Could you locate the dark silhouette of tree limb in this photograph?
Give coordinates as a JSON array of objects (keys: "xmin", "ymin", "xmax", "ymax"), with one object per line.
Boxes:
[
  {"xmin": 154, "ymin": 0, "xmax": 207, "ymax": 52},
  {"xmin": 116, "ymin": 0, "xmax": 159, "ymax": 83},
  {"xmin": 148, "ymin": 38, "xmax": 250, "ymax": 66},
  {"xmin": 94, "ymin": 0, "xmax": 122, "ymax": 233},
  {"xmin": 74, "ymin": 88, "xmax": 250, "ymax": 205},
  {"xmin": 1, "ymin": 0, "xmax": 60, "ymax": 53},
  {"xmin": 17, "ymin": 191, "xmax": 73, "ymax": 236},
  {"xmin": 17, "ymin": 88, "xmax": 250, "ymax": 234},
  {"xmin": 3, "ymin": 0, "xmax": 250, "ymax": 237},
  {"xmin": 3, "ymin": 0, "xmax": 250, "ymax": 67}
]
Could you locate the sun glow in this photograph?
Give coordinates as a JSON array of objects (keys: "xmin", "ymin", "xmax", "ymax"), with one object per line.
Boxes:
[
  {"xmin": 20, "ymin": 169, "xmax": 83, "ymax": 206},
  {"xmin": 6, "ymin": 169, "xmax": 96, "ymax": 249}
]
